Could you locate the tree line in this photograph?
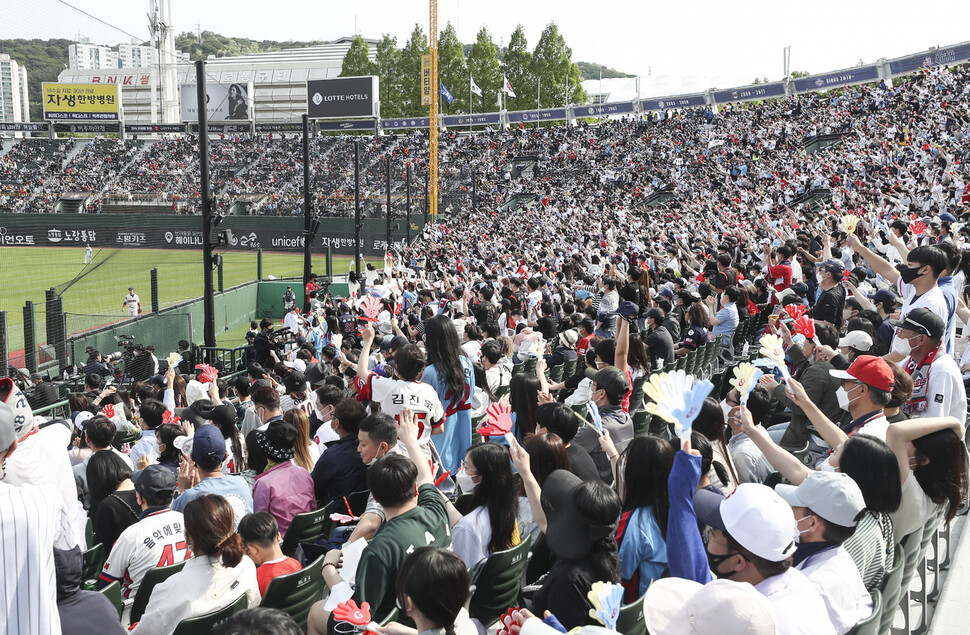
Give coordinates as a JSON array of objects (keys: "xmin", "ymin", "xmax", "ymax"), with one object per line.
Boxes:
[{"xmin": 339, "ymin": 23, "xmax": 591, "ymax": 118}]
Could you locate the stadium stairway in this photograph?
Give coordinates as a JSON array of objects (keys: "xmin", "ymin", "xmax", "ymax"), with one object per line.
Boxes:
[
  {"xmin": 61, "ymin": 139, "xmax": 92, "ymax": 170},
  {"xmin": 0, "ymin": 138, "xmax": 12, "ymax": 159},
  {"xmin": 101, "ymin": 141, "xmax": 153, "ymax": 193}
]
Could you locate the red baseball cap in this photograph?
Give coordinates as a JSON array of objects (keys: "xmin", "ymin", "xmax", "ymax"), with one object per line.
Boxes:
[{"xmin": 830, "ymin": 355, "xmax": 895, "ymax": 392}]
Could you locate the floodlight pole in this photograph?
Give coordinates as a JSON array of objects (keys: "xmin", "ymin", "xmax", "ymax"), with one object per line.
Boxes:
[
  {"xmin": 354, "ymin": 139, "xmax": 362, "ymax": 278},
  {"xmin": 406, "ymin": 164, "xmax": 411, "ymax": 244},
  {"xmin": 196, "ymin": 60, "xmax": 216, "ymax": 352},
  {"xmin": 303, "ymin": 113, "xmax": 312, "ymax": 310},
  {"xmin": 385, "ymin": 157, "xmax": 392, "ymax": 254}
]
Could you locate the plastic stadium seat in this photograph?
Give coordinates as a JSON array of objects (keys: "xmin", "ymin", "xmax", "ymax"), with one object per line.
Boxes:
[
  {"xmin": 81, "ymin": 542, "xmax": 106, "ymax": 590},
  {"xmin": 171, "ymin": 593, "xmax": 248, "ymax": 635},
  {"xmin": 99, "ymin": 580, "xmax": 123, "ymax": 619},
  {"xmin": 260, "ymin": 556, "xmax": 326, "ymax": 630},
  {"xmin": 615, "ymin": 595, "xmax": 647, "ymax": 635},
  {"xmin": 128, "ymin": 561, "xmax": 187, "ymax": 625},
  {"xmin": 847, "ymin": 589, "xmax": 881, "ymax": 635},
  {"xmin": 878, "ymin": 544, "xmax": 906, "ymax": 635},
  {"xmin": 281, "ymin": 502, "xmax": 335, "ymax": 559},
  {"xmin": 467, "ymin": 536, "xmax": 532, "ymax": 625}
]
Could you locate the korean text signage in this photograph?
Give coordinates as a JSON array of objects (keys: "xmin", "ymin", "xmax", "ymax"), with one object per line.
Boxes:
[
  {"xmin": 421, "ymin": 55, "xmax": 433, "ymax": 107},
  {"xmin": 181, "ymin": 83, "xmax": 252, "ymax": 121},
  {"xmin": 307, "ymin": 77, "xmax": 378, "ymax": 119},
  {"xmin": 43, "ymin": 83, "xmax": 120, "ymax": 121}
]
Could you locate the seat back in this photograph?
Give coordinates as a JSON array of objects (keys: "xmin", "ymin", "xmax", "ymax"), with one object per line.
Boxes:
[
  {"xmin": 468, "ymin": 536, "xmax": 532, "ymax": 625},
  {"xmin": 81, "ymin": 542, "xmax": 106, "ymax": 588},
  {"xmin": 878, "ymin": 544, "xmax": 906, "ymax": 635},
  {"xmin": 99, "ymin": 580, "xmax": 123, "ymax": 619},
  {"xmin": 260, "ymin": 556, "xmax": 326, "ymax": 631},
  {"xmin": 345, "ymin": 490, "xmax": 370, "ymax": 517},
  {"xmin": 524, "ymin": 532, "xmax": 554, "ymax": 586},
  {"xmin": 632, "ymin": 410, "xmax": 652, "ymax": 438},
  {"xmin": 563, "ymin": 358, "xmax": 578, "ymax": 379},
  {"xmin": 629, "ymin": 375, "xmax": 646, "ymax": 413},
  {"xmin": 130, "ymin": 561, "xmax": 187, "ymax": 624},
  {"xmin": 615, "ymin": 596, "xmax": 647, "ymax": 635},
  {"xmin": 171, "ymin": 592, "xmax": 248, "ymax": 635},
  {"xmin": 281, "ymin": 501, "xmax": 334, "ymax": 558},
  {"xmin": 846, "ymin": 589, "xmax": 882, "ymax": 635}
]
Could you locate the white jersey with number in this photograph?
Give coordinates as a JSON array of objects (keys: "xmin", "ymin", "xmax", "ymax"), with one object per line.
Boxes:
[
  {"xmin": 125, "ymin": 293, "xmax": 140, "ymax": 316},
  {"xmin": 100, "ymin": 508, "xmax": 189, "ymax": 598},
  {"xmin": 357, "ymin": 373, "xmax": 444, "ymax": 460}
]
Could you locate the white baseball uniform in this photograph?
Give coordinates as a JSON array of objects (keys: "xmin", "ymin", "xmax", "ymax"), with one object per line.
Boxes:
[{"xmin": 100, "ymin": 508, "xmax": 189, "ymax": 598}]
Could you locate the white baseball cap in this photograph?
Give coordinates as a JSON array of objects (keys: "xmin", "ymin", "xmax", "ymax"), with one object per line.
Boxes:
[
  {"xmin": 283, "ymin": 359, "xmax": 307, "ymax": 373},
  {"xmin": 838, "ymin": 330, "xmax": 873, "ymax": 352},
  {"xmin": 0, "ymin": 377, "xmax": 34, "ymax": 438},
  {"xmin": 74, "ymin": 411, "xmax": 94, "ymax": 430},
  {"xmin": 775, "ymin": 471, "xmax": 866, "ymax": 528},
  {"xmin": 642, "ymin": 578, "xmax": 777, "ymax": 635},
  {"xmin": 694, "ymin": 483, "xmax": 798, "ymax": 561}
]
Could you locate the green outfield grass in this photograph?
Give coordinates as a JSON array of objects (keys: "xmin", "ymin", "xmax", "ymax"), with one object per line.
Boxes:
[{"xmin": 1, "ymin": 247, "xmax": 366, "ymax": 363}]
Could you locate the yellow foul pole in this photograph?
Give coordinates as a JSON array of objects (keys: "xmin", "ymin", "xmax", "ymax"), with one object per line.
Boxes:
[{"xmin": 429, "ymin": 0, "xmax": 438, "ymax": 222}]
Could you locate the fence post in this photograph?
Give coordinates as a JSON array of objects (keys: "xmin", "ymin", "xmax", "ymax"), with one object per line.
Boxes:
[
  {"xmin": 49, "ymin": 296, "xmax": 67, "ymax": 373},
  {"xmin": 218, "ymin": 259, "xmax": 224, "ymax": 293},
  {"xmin": 151, "ymin": 268, "xmax": 159, "ymax": 313},
  {"xmin": 0, "ymin": 311, "xmax": 7, "ymax": 377},
  {"xmin": 326, "ymin": 245, "xmax": 333, "ymax": 280},
  {"xmin": 23, "ymin": 300, "xmax": 36, "ymax": 373},
  {"xmin": 257, "ymin": 248, "xmax": 263, "ymax": 281}
]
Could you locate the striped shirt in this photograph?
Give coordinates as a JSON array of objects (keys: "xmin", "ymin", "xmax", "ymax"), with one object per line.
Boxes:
[
  {"xmin": 0, "ymin": 482, "xmax": 77, "ymax": 635},
  {"xmin": 842, "ymin": 510, "xmax": 894, "ymax": 592}
]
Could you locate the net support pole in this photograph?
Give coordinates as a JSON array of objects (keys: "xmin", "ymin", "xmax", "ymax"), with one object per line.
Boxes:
[
  {"xmin": 218, "ymin": 259, "xmax": 224, "ymax": 292},
  {"xmin": 385, "ymin": 157, "xmax": 392, "ymax": 253},
  {"xmin": 23, "ymin": 301, "xmax": 36, "ymax": 373},
  {"xmin": 196, "ymin": 59, "xmax": 217, "ymax": 353},
  {"xmin": 354, "ymin": 139, "xmax": 362, "ymax": 278},
  {"xmin": 406, "ymin": 164, "xmax": 411, "ymax": 245},
  {"xmin": 257, "ymin": 248, "xmax": 263, "ymax": 281},
  {"xmin": 0, "ymin": 311, "xmax": 7, "ymax": 377},
  {"xmin": 302, "ymin": 113, "xmax": 312, "ymax": 311},
  {"xmin": 326, "ymin": 245, "xmax": 333, "ymax": 279},
  {"xmin": 150, "ymin": 268, "xmax": 159, "ymax": 313}
]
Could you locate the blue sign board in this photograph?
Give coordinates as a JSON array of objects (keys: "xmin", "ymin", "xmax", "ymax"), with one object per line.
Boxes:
[
  {"xmin": 793, "ymin": 65, "xmax": 880, "ymax": 93},
  {"xmin": 443, "ymin": 113, "xmax": 502, "ymax": 126},
  {"xmin": 381, "ymin": 117, "xmax": 431, "ymax": 129},
  {"xmin": 889, "ymin": 43, "xmax": 970, "ymax": 76},
  {"xmin": 641, "ymin": 94, "xmax": 707, "ymax": 111},
  {"xmin": 574, "ymin": 101, "xmax": 637, "ymax": 118},
  {"xmin": 507, "ymin": 108, "xmax": 568, "ymax": 123},
  {"xmin": 317, "ymin": 119, "xmax": 376, "ymax": 132},
  {"xmin": 712, "ymin": 82, "xmax": 785, "ymax": 104}
]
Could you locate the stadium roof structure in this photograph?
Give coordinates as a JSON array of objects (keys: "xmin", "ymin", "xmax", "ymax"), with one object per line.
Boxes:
[
  {"xmin": 582, "ymin": 73, "xmax": 767, "ymax": 105},
  {"xmin": 203, "ymin": 36, "xmax": 378, "ymax": 65}
]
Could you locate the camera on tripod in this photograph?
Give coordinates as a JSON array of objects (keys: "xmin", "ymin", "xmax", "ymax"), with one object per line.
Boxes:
[{"xmin": 113, "ymin": 334, "xmax": 138, "ymax": 361}]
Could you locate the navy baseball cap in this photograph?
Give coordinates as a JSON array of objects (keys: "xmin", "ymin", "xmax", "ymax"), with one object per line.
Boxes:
[
  {"xmin": 869, "ymin": 288, "xmax": 902, "ymax": 308},
  {"xmin": 134, "ymin": 464, "xmax": 177, "ymax": 499},
  {"xmin": 190, "ymin": 424, "xmax": 227, "ymax": 463}
]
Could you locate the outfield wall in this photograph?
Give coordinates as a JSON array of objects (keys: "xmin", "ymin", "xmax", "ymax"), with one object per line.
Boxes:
[{"xmin": 0, "ymin": 214, "xmax": 425, "ymax": 256}]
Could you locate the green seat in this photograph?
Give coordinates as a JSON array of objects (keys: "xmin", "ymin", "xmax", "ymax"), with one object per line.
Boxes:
[
  {"xmin": 260, "ymin": 556, "xmax": 326, "ymax": 631},
  {"xmin": 686, "ymin": 349, "xmax": 700, "ymax": 375},
  {"xmin": 379, "ymin": 607, "xmax": 399, "ymax": 626},
  {"xmin": 632, "ymin": 410, "xmax": 652, "ymax": 438},
  {"xmin": 524, "ymin": 358, "xmax": 538, "ymax": 375},
  {"xmin": 648, "ymin": 414, "xmax": 671, "ymax": 440},
  {"xmin": 345, "ymin": 490, "xmax": 370, "ymax": 518},
  {"xmin": 846, "ymin": 589, "xmax": 881, "ymax": 635},
  {"xmin": 563, "ymin": 358, "xmax": 578, "ymax": 378},
  {"xmin": 512, "ymin": 362, "xmax": 525, "ymax": 376},
  {"xmin": 281, "ymin": 502, "xmax": 335, "ymax": 558},
  {"xmin": 467, "ymin": 536, "xmax": 532, "ymax": 625},
  {"xmin": 674, "ymin": 356, "xmax": 687, "ymax": 371},
  {"xmin": 81, "ymin": 543, "xmax": 106, "ymax": 590},
  {"xmin": 629, "ymin": 375, "xmax": 646, "ymax": 413},
  {"xmin": 615, "ymin": 596, "xmax": 647, "ymax": 635},
  {"xmin": 171, "ymin": 592, "xmax": 248, "ymax": 635},
  {"xmin": 129, "ymin": 561, "xmax": 187, "ymax": 624},
  {"xmin": 112, "ymin": 428, "xmax": 141, "ymax": 451},
  {"xmin": 85, "ymin": 517, "xmax": 94, "ymax": 549},
  {"xmin": 548, "ymin": 364, "xmax": 564, "ymax": 383},
  {"xmin": 100, "ymin": 580, "xmax": 123, "ymax": 619},
  {"xmin": 791, "ymin": 442, "xmax": 814, "ymax": 467},
  {"xmin": 897, "ymin": 513, "xmax": 941, "ymax": 635},
  {"xmin": 495, "ymin": 385, "xmax": 510, "ymax": 397},
  {"xmin": 878, "ymin": 544, "xmax": 906, "ymax": 635}
]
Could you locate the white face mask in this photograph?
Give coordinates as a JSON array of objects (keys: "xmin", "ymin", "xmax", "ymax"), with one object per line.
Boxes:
[
  {"xmin": 719, "ymin": 399, "xmax": 733, "ymax": 424},
  {"xmin": 818, "ymin": 459, "xmax": 837, "ymax": 473},
  {"xmin": 892, "ymin": 334, "xmax": 916, "ymax": 357},
  {"xmin": 794, "ymin": 514, "xmax": 814, "ymax": 544},
  {"xmin": 454, "ymin": 468, "xmax": 478, "ymax": 494},
  {"xmin": 835, "ymin": 384, "xmax": 863, "ymax": 412}
]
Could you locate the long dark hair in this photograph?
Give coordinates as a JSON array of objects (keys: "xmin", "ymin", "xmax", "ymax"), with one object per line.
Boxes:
[
  {"xmin": 626, "ymin": 332, "xmax": 649, "ymax": 374},
  {"xmin": 692, "ymin": 397, "xmax": 739, "ymax": 487},
  {"xmin": 524, "ymin": 432, "xmax": 569, "ymax": 487},
  {"xmin": 912, "ymin": 429, "xmax": 969, "ymax": 523},
  {"xmin": 423, "ymin": 314, "xmax": 469, "ymax": 398},
  {"xmin": 396, "ymin": 548, "xmax": 469, "ymax": 635},
  {"xmin": 87, "ymin": 450, "xmax": 133, "ymax": 513},
  {"xmin": 509, "ymin": 373, "xmax": 540, "ymax": 440},
  {"xmin": 618, "ymin": 437, "xmax": 674, "ymax": 538},
  {"xmin": 839, "ymin": 436, "xmax": 902, "ymax": 514},
  {"xmin": 471, "ymin": 362, "xmax": 497, "ymax": 403},
  {"xmin": 574, "ymin": 481, "xmax": 621, "ymax": 583},
  {"xmin": 466, "ymin": 443, "xmax": 519, "ymax": 552},
  {"xmin": 184, "ymin": 494, "xmax": 244, "ymax": 568}
]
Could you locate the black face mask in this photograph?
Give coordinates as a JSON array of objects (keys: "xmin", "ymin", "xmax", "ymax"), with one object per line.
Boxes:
[
  {"xmin": 706, "ymin": 549, "xmax": 741, "ymax": 579},
  {"xmin": 899, "ymin": 264, "xmax": 924, "ymax": 284}
]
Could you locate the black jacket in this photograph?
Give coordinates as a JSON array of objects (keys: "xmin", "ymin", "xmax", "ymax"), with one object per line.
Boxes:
[{"xmin": 311, "ymin": 435, "xmax": 368, "ymax": 508}]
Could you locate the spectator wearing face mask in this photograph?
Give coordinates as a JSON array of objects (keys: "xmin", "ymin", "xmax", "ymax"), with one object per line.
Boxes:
[
  {"xmin": 895, "ymin": 308, "xmax": 966, "ymax": 422},
  {"xmin": 310, "ymin": 398, "xmax": 368, "ymax": 508}
]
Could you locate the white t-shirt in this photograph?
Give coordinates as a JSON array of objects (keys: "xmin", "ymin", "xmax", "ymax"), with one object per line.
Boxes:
[
  {"xmin": 452, "ymin": 506, "xmax": 492, "ymax": 568},
  {"xmin": 101, "ymin": 508, "xmax": 189, "ymax": 598},
  {"xmin": 4, "ymin": 424, "xmax": 77, "ymax": 517},
  {"xmin": 890, "ymin": 472, "xmax": 937, "ymax": 540},
  {"xmin": 893, "ymin": 280, "xmax": 948, "ymax": 352},
  {"xmin": 797, "ymin": 545, "xmax": 872, "ymax": 635},
  {"xmin": 358, "ymin": 374, "xmax": 445, "ymax": 460},
  {"xmin": 901, "ymin": 352, "xmax": 967, "ymax": 422}
]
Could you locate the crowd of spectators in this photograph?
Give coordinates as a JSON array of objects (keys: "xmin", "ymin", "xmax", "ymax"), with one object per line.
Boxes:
[{"xmin": 3, "ymin": 62, "xmax": 970, "ymax": 635}]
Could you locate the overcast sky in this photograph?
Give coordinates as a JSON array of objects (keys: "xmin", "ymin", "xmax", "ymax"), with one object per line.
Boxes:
[{"xmin": 26, "ymin": 0, "xmax": 970, "ymax": 90}]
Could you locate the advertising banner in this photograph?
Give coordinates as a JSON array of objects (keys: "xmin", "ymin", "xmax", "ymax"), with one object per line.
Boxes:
[
  {"xmin": 0, "ymin": 215, "xmax": 425, "ymax": 256},
  {"xmin": 641, "ymin": 94, "xmax": 707, "ymax": 111},
  {"xmin": 382, "ymin": 117, "xmax": 431, "ymax": 129},
  {"xmin": 317, "ymin": 119, "xmax": 376, "ymax": 132},
  {"xmin": 889, "ymin": 42, "xmax": 970, "ymax": 76},
  {"xmin": 421, "ymin": 55, "xmax": 433, "ymax": 106},
  {"xmin": 255, "ymin": 122, "xmax": 304, "ymax": 133},
  {"xmin": 52, "ymin": 122, "xmax": 121, "ymax": 134},
  {"xmin": 307, "ymin": 76, "xmax": 379, "ymax": 119},
  {"xmin": 0, "ymin": 122, "xmax": 49, "ymax": 132},
  {"xmin": 181, "ymin": 82, "xmax": 253, "ymax": 121},
  {"xmin": 125, "ymin": 124, "xmax": 187, "ymax": 134},
  {"xmin": 43, "ymin": 83, "xmax": 120, "ymax": 121},
  {"xmin": 507, "ymin": 108, "xmax": 569, "ymax": 123},
  {"xmin": 793, "ymin": 66, "xmax": 880, "ymax": 93},
  {"xmin": 574, "ymin": 101, "xmax": 636, "ymax": 117},
  {"xmin": 442, "ymin": 113, "xmax": 501, "ymax": 126},
  {"xmin": 712, "ymin": 83, "xmax": 785, "ymax": 103}
]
